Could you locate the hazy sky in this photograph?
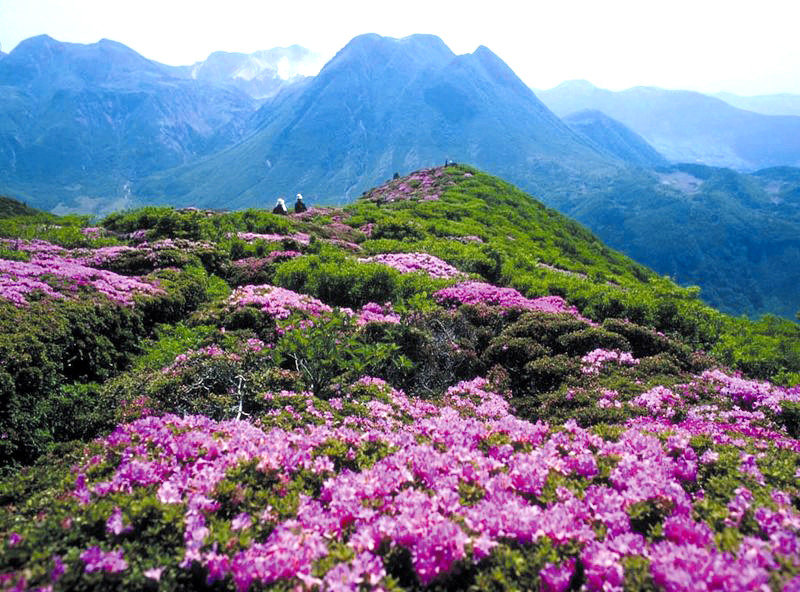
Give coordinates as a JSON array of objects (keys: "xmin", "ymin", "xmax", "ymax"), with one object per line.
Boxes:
[{"xmin": 1, "ymin": 0, "xmax": 799, "ymax": 95}]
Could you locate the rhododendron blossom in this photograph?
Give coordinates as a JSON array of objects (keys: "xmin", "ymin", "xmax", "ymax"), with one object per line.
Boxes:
[
  {"xmin": 228, "ymin": 284, "xmax": 332, "ymax": 319},
  {"xmin": 64, "ymin": 373, "xmax": 800, "ymax": 591},
  {"xmin": 434, "ymin": 281, "xmax": 583, "ymax": 317},
  {"xmin": 358, "ymin": 253, "xmax": 462, "ymax": 279},
  {"xmin": 581, "ymin": 348, "xmax": 640, "ymax": 375},
  {"xmin": 0, "ymin": 247, "xmax": 163, "ymax": 306}
]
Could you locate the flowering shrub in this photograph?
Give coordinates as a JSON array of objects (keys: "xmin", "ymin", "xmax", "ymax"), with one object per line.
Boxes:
[
  {"xmin": 581, "ymin": 348, "xmax": 641, "ymax": 375},
  {"xmin": 358, "ymin": 252, "xmax": 463, "ymax": 279},
  {"xmin": 228, "ymin": 284, "xmax": 332, "ymax": 320},
  {"xmin": 698, "ymin": 368, "xmax": 800, "ymax": 414},
  {"xmin": 3, "ymin": 373, "xmax": 798, "ymax": 591},
  {"xmin": 227, "ymin": 253, "xmax": 302, "ymax": 286},
  {"xmin": 0, "ymin": 250, "xmax": 163, "ymax": 307},
  {"xmin": 434, "ymin": 281, "xmax": 583, "ymax": 318},
  {"xmin": 236, "ymin": 232, "xmax": 311, "ymax": 245},
  {"xmin": 361, "ymin": 167, "xmax": 453, "ymax": 204}
]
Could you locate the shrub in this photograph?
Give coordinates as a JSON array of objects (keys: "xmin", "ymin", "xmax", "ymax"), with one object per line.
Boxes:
[
  {"xmin": 273, "ymin": 311, "xmax": 409, "ymax": 398},
  {"xmin": 557, "ymin": 327, "xmax": 631, "ymax": 357},
  {"xmin": 525, "ymin": 354, "xmax": 580, "ymax": 393}
]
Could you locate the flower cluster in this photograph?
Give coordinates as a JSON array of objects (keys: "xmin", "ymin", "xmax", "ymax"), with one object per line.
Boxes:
[
  {"xmin": 0, "ymin": 238, "xmax": 68, "ymax": 256},
  {"xmin": 358, "ymin": 252, "xmax": 463, "ymax": 279},
  {"xmin": 363, "ymin": 167, "xmax": 451, "ymax": 204},
  {"xmin": 80, "ymin": 227, "xmax": 104, "ymax": 238},
  {"xmin": 581, "ymin": 349, "xmax": 640, "ymax": 375},
  {"xmin": 0, "ymin": 248, "xmax": 163, "ymax": 307},
  {"xmin": 350, "ymin": 301, "xmax": 401, "ymax": 326},
  {"xmin": 235, "ymin": 232, "xmax": 311, "ymax": 245},
  {"xmin": 227, "ymin": 284, "xmax": 332, "ymax": 319},
  {"xmin": 75, "ymin": 238, "xmax": 216, "ymax": 266},
  {"xmin": 434, "ymin": 281, "xmax": 583, "ymax": 318},
  {"xmin": 228, "ymin": 284, "xmax": 401, "ymax": 329},
  {"xmin": 161, "ymin": 344, "xmax": 243, "ymax": 376},
  {"xmin": 697, "ymin": 369, "xmax": 800, "ymax": 413},
  {"xmin": 56, "ymin": 370, "xmax": 799, "ymax": 591},
  {"xmin": 232, "ymin": 251, "xmax": 301, "ymax": 270},
  {"xmin": 80, "ymin": 547, "xmax": 127, "ymax": 574}
]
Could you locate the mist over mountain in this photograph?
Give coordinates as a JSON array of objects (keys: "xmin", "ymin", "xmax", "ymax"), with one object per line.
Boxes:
[
  {"xmin": 562, "ymin": 109, "xmax": 668, "ymax": 168},
  {"xmin": 179, "ymin": 46, "xmax": 322, "ymax": 100},
  {"xmin": 713, "ymin": 91, "xmax": 800, "ymax": 117},
  {"xmin": 538, "ymin": 80, "xmax": 800, "ymax": 171}
]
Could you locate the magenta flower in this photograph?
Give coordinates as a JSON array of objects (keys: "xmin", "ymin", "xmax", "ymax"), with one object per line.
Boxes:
[
  {"xmin": 434, "ymin": 281, "xmax": 585, "ymax": 318},
  {"xmin": 80, "ymin": 547, "xmax": 128, "ymax": 574},
  {"xmin": 359, "ymin": 253, "xmax": 463, "ymax": 279}
]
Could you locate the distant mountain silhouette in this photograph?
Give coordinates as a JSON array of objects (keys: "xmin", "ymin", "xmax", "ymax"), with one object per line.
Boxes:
[
  {"xmin": 562, "ymin": 109, "xmax": 668, "ymax": 168},
  {"xmin": 538, "ymin": 80, "xmax": 800, "ymax": 170},
  {"xmin": 713, "ymin": 92, "xmax": 800, "ymax": 117}
]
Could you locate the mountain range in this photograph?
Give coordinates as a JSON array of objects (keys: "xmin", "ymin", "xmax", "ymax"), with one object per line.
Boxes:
[
  {"xmin": 0, "ymin": 33, "xmax": 798, "ymax": 320},
  {"xmin": 0, "ymin": 35, "xmax": 260, "ymax": 212},
  {"xmin": 712, "ymin": 91, "xmax": 800, "ymax": 117},
  {"xmin": 538, "ymin": 80, "xmax": 800, "ymax": 171},
  {"xmin": 178, "ymin": 45, "xmax": 323, "ymax": 100},
  {"xmin": 137, "ymin": 33, "xmax": 616, "ymax": 208},
  {"xmin": 561, "ymin": 109, "xmax": 668, "ymax": 168}
]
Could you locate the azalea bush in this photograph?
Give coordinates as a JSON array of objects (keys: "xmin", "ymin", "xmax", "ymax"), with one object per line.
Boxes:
[{"xmin": 2, "ymin": 373, "xmax": 799, "ymax": 591}]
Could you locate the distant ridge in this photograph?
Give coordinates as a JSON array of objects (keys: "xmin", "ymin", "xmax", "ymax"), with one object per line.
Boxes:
[
  {"xmin": 713, "ymin": 91, "xmax": 800, "ymax": 117},
  {"xmin": 0, "ymin": 35, "xmax": 257, "ymax": 212},
  {"xmin": 538, "ymin": 80, "xmax": 800, "ymax": 170},
  {"xmin": 563, "ymin": 109, "xmax": 668, "ymax": 168}
]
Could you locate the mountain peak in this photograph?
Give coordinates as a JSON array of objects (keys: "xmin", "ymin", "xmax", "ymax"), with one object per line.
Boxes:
[
  {"xmin": 464, "ymin": 44, "xmax": 542, "ymax": 103},
  {"xmin": 338, "ymin": 32, "xmax": 452, "ymax": 60},
  {"xmin": 321, "ymin": 33, "xmax": 454, "ymax": 79}
]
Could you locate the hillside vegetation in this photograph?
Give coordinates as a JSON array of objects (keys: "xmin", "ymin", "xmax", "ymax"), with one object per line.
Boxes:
[{"xmin": 1, "ymin": 166, "xmax": 799, "ymax": 591}]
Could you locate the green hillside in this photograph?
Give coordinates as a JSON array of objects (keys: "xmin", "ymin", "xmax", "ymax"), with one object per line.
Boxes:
[{"xmin": 1, "ymin": 166, "xmax": 799, "ymax": 591}]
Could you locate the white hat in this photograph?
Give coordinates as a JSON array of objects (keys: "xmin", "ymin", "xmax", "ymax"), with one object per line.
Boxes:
[{"xmin": 296, "ymin": 193, "xmax": 303, "ymax": 200}]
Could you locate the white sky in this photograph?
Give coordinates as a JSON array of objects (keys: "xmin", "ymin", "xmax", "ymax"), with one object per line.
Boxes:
[{"xmin": 1, "ymin": 0, "xmax": 799, "ymax": 95}]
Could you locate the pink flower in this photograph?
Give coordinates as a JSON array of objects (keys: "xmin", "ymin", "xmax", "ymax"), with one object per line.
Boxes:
[
  {"xmin": 80, "ymin": 547, "xmax": 128, "ymax": 573},
  {"xmin": 144, "ymin": 567, "xmax": 164, "ymax": 581},
  {"xmin": 231, "ymin": 513, "xmax": 252, "ymax": 531},
  {"xmin": 106, "ymin": 507, "xmax": 132, "ymax": 535}
]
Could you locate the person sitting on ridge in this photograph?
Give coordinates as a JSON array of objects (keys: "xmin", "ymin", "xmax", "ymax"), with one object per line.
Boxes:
[
  {"xmin": 272, "ymin": 198, "xmax": 288, "ymax": 215},
  {"xmin": 294, "ymin": 193, "xmax": 307, "ymax": 213}
]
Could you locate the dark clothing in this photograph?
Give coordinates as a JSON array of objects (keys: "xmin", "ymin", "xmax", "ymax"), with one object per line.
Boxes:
[
  {"xmin": 272, "ymin": 204, "xmax": 287, "ymax": 215},
  {"xmin": 294, "ymin": 200, "xmax": 308, "ymax": 213}
]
